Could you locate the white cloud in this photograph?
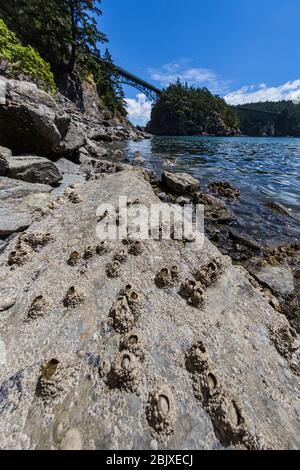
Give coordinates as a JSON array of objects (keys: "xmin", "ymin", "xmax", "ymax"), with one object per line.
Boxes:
[
  {"xmin": 125, "ymin": 93, "xmax": 152, "ymax": 126},
  {"xmin": 225, "ymin": 79, "xmax": 300, "ymax": 105},
  {"xmin": 148, "ymin": 60, "xmax": 229, "ymax": 94}
]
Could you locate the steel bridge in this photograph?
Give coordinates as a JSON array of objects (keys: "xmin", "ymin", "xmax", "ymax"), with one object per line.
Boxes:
[
  {"xmin": 113, "ymin": 64, "xmax": 162, "ymax": 101},
  {"xmin": 97, "ymin": 57, "xmax": 282, "ymax": 116},
  {"xmin": 233, "ymin": 106, "xmax": 281, "ymax": 116}
]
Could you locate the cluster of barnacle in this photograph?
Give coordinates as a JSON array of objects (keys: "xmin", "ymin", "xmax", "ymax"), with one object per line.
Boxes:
[
  {"xmin": 146, "ymin": 385, "xmax": 177, "ymax": 436},
  {"xmin": 107, "ymin": 350, "xmax": 141, "ymax": 393},
  {"xmin": 105, "ymin": 248, "xmax": 128, "ymax": 279},
  {"xmin": 127, "ymin": 240, "xmax": 144, "ymax": 256},
  {"xmin": 50, "ymin": 188, "xmax": 83, "ymax": 210},
  {"xmin": 65, "ymin": 188, "xmax": 83, "ymax": 204},
  {"xmin": 63, "ymin": 286, "xmax": 86, "ymax": 309},
  {"xmin": 185, "ymin": 340, "xmax": 264, "ymax": 449},
  {"xmin": 26, "ymin": 285, "xmax": 85, "ymax": 324},
  {"xmin": 104, "ymin": 240, "xmax": 145, "ymax": 278},
  {"xmin": 7, "ymin": 231, "xmax": 53, "ymax": 267},
  {"xmin": 179, "ymin": 257, "xmax": 224, "ymax": 309},
  {"xmin": 179, "ymin": 279, "xmax": 207, "ymax": 308},
  {"xmin": 154, "ymin": 265, "xmax": 180, "ymax": 289},
  {"xmin": 103, "ymin": 298, "xmax": 145, "ymax": 392},
  {"xmin": 194, "ymin": 257, "xmax": 224, "ymax": 287},
  {"xmin": 67, "ymin": 241, "xmax": 112, "ymax": 274},
  {"xmin": 120, "ymin": 330, "xmax": 145, "ymax": 360},
  {"xmin": 113, "ymin": 250, "xmax": 128, "ymax": 264},
  {"xmin": 26, "ymin": 295, "xmax": 51, "ymax": 321},
  {"xmin": 105, "ymin": 283, "xmax": 178, "ymax": 439},
  {"xmin": 105, "ymin": 260, "xmax": 122, "ymax": 278},
  {"xmin": 35, "ymin": 357, "xmax": 78, "ymax": 406},
  {"xmin": 109, "ymin": 284, "xmax": 141, "ymax": 333}
]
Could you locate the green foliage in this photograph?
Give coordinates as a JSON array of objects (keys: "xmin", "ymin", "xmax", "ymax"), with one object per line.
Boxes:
[
  {"xmin": 85, "ymin": 49, "xmax": 127, "ymax": 116},
  {"xmin": 147, "ymin": 81, "xmax": 239, "ymax": 136},
  {"xmin": 0, "ymin": 1, "xmax": 126, "ymax": 115},
  {"xmin": 235, "ymin": 101, "xmax": 300, "ymax": 136},
  {"xmin": 0, "ymin": 1, "xmax": 107, "ymax": 72},
  {"xmin": 0, "ymin": 19, "xmax": 57, "ymax": 93}
]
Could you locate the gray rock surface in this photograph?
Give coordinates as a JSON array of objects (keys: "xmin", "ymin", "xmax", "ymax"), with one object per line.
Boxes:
[
  {"xmin": 55, "ymin": 122, "xmax": 86, "ymax": 157},
  {"xmin": 0, "ymin": 177, "xmax": 55, "ymax": 239},
  {"xmin": 162, "ymin": 171, "xmax": 200, "ymax": 195},
  {"xmin": 0, "ymin": 146, "xmax": 10, "ymax": 176},
  {"xmin": 84, "ymin": 139, "xmax": 108, "ymax": 159},
  {"xmin": 0, "ymin": 177, "xmax": 52, "ymax": 200},
  {"xmin": 0, "ymin": 77, "xmax": 64, "ymax": 155},
  {"xmin": 8, "ymin": 156, "xmax": 62, "ymax": 186},
  {"xmin": 194, "ymin": 192, "xmax": 233, "ymax": 223},
  {"xmin": 55, "ymin": 158, "xmax": 80, "ymax": 176},
  {"xmin": 0, "ymin": 207, "xmax": 31, "ymax": 237},
  {"xmin": 249, "ymin": 265, "xmax": 295, "ymax": 296},
  {"xmin": 0, "ymin": 170, "xmax": 299, "ymax": 450}
]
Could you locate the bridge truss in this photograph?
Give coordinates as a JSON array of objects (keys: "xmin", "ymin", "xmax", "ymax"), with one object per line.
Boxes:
[{"xmin": 114, "ymin": 65, "xmax": 161, "ymax": 101}]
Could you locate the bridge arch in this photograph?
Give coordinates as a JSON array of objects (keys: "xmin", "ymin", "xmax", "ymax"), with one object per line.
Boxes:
[{"xmin": 114, "ymin": 65, "xmax": 161, "ymax": 101}]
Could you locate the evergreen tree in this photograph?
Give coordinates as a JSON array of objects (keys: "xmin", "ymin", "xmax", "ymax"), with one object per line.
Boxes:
[
  {"xmin": 0, "ymin": 0, "xmax": 127, "ymax": 115},
  {"xmin": 0, "ymin": 0, "xmax": 107, "ymax": 72},
  {"xmin": 147, "ymin": 81, "xmax": 239, "ymax": 136}
]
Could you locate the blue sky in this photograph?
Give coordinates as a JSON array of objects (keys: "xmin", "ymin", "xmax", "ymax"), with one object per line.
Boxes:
[{"xmin": 100, "ymin": 0, "xmax": 300, "ymax": 124}]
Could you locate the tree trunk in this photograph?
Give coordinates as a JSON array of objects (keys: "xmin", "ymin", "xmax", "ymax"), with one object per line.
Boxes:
[{"xmin": 68, "ymin": 3, "xmax": 77, "ymax": 72}]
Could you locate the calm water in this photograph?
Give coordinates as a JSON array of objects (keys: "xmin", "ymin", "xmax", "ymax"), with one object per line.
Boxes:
[{"xmin": 117, "ymin": 136, "xmax": 300, "ymax": 246}]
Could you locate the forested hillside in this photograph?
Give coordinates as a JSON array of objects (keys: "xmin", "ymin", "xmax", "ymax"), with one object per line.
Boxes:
[
  {"xmin": 146, "ymin": 81, "xmax": 239, "ymax": 136},
  {"xmin": 235, "ymin": 101, "xmax": 300, "ymax": 136}
]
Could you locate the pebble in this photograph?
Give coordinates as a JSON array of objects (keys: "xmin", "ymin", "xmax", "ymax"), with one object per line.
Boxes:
[{"xmin": 0, "ymin": 287, "xmax": 17, "ymax": 312}]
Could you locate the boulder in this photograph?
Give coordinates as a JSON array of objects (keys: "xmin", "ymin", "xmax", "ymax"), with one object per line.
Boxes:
[
  {"xmin": 0, "ymin": 145, "xmax": 10, "ymax": 176},
  {"xmin": 0, "ymin": 207, "xmax": 31, "ymax": 237},
  {"xmin": 194, "ymin": 192, "xmax": 233, "ymax": 223},
  {"xmin": 84, "ymin": 138, "xmax": 108, "ymax": 159},
  {"xmin": 0, "ymin": 77, "xmax": 63, "ymax": 155},
  {"xmin": 208, "ymin": 181, "xmax": 240, "ymax": 200},
  {"xmin": 0, "ymin": 170, "xmax": 299, "ymax": 449},
  {"xmin": 133, "ymin": 151, "xmax": 145, "ymax": 165},
  {"xmin": 55, "ymin": 122, "xmax": 86, "ymax": 157},
  {"xmin": 264, "ymin": 201, "xmax": 293, "ymax": 218},
  {"xmin": 90, "ymin": 131, "xmax": 113, "ymax": 143},
  {"xmin": 162, "ymin": 171, "xmax": 200, "ymax": 195},
  {"xmin": 0, "ymin": 177, "xmax": 54, "ymax": 238},
  {"xmin": 249, "ymin": 265, "xmax": 295, "ymax": 296},
  {"xmin": 54, "ymin": 158, "xmax": 80, "ymax": 176},
  {"xmin": 7, "ymin": 155, "xmax": 62, "ymax": 186},
  {"xmin": 113, "ymin": 149, "xmax": 126, "ymax": 160},
  {"xmin": 0, "ymin": 177, "xmax": 52, "ymax": 200},
  {"xmin": 0, "ymin": 76, "xmax": 89, "ymax": 158}
]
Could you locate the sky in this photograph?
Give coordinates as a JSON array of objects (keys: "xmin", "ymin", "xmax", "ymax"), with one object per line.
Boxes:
[{"xmin": 99, "ymin": 0, "xmax": 300, "ymax": 125}]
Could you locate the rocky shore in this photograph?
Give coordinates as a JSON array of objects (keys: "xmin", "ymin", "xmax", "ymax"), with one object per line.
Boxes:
[{"xmin": 0, "ymin": 77, "xmax": 299, "ymax": 450}]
